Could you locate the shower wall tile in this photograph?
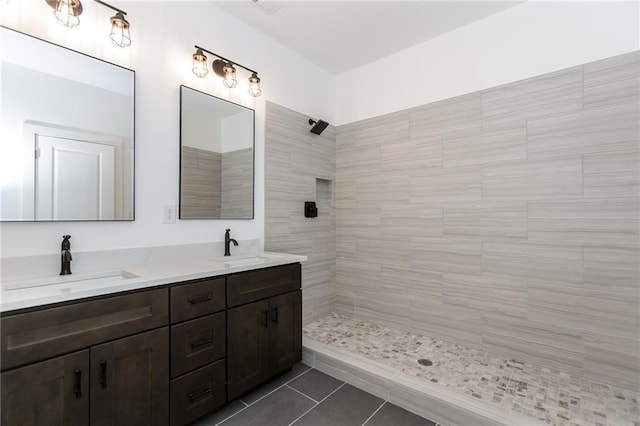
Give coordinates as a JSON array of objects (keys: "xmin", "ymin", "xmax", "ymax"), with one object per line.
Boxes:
[
  {"xmin": 442, "ymin": 124, "xmax": 526, "ymax": 167},
  {"xmin": 482, "ymin": 157, "xmax": 583, "ymax": 200},
  {"xmin": 410, "ymin": 165, "xmax": 481, "ymax": 203},
  {"xmin": 483, "ymin": 241, "xmax": 583, "ymax": 284},
  {"xmin": 583, "ymin": 150, "xmax": 640, "ymax": 199},
  {"xmin": 583, "ymin": 245, "xmax": 640, "ymax": 295},
  {"xmin": 583, "ymin": 50, "xmax": 640, "ymax": 108},
  {"xmin": 527, "ymin": 199, "xmax": 640, "ymax": 245},
  {"xmin": 527, "ymin": 279, "xmax": 640, "ymax": 340},
  {"xmin": 480, "ymin": 66, "xmax": 583, "ymax": 127},
  {"xmin": 409, "ymin": 93, "xmax": 482, "ymax": 138},
  {"xmin": 583, "ymin": 335, "xmax": 640, "ymax": 391},
  {"xmin": 410, "ymin": 236, "xmax": 482, "ymax": 276},
  {"xmin": 481, "ymin": 316, "xmax": 584, "ymax": 375},
  {"xmin": 443, "ymin": 201, "xmax": 527, "ymax": 238},
  {"xmin": 334, "ymin": 52, "xmax": 640, "ymax": 390},
  {"xmin": 265, "ymin": 102, "xmax": 336, "ymax": 324},
  {"xmin": 443, "ymin": 273, "xmax": 527, "ymax": 319},
  {"xmin": 527, "ymin": 103, "xmax": 639, "ymax": 159}
]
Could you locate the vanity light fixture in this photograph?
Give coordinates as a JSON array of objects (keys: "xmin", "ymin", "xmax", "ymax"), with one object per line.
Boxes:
[
  {"xmin": 191, "ymin": 45, "xmax": 262, "ymax": 97},
  {"xmin": 95, "ymin": 0, "xmax": 131, "ymax": 47},
  {"xmin": 46, "ymin": 0, "xmax": 83, "ymax": 28}
]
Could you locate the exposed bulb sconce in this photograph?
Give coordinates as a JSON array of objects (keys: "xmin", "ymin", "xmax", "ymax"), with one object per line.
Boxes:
[
  {"xmin": 45, "ymin": 0, "xmax": 132, "ymax": 48},
  {"xmin": 46, "ymin": 0, "xmax": 83, "ymax": 28},
  {"xmin": 191, "ymin": 45, "xmax": 262, "ymax": 97}
]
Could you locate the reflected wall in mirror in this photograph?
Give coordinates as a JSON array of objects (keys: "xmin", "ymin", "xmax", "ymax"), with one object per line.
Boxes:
[
  {"xmin": 180, "ymin": 86, "xmax": 254, "ymax": 219},
  {"xmin": 0, "ymin": 26, "xmax": 135, "ymax": 221}
]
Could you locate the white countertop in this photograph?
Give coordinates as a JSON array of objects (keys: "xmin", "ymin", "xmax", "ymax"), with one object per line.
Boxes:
[{"xmin": 0, "ymin": 252, "xmax": 307, "ymax": 313}]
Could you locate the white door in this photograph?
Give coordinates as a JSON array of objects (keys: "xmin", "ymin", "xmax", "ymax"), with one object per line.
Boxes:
[{"xmin": 35, "ymin": 135, "xmax": 115, "ymax": 220}]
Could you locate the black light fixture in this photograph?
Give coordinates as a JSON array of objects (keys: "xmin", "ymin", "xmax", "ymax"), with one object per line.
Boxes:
[
  {"xmin": 45, "ymin": 0, "xmax": 132, "ymax": 48},
  {"xmin": 192, "ymin": 45, "xmax": 262, "ymax": 97},
  {"xmin": 95, "ymin": 0, "xmax": 131, "ymax": 47},
  {"xmin": 46, "ymin": 0, "xmax": 83, "ymax": 28}
]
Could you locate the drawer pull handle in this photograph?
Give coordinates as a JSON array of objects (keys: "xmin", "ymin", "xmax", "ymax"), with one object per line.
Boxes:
[
  {"xmin": 74, "ymin": 369, "xmax": 82, "ymax": 399},
  {"xmin": 188, "ymin": 386, "xmax": 212, "ymax": 402},
  {"xmin": 271, "ymin": 306, "xmax": 279, "ymax": 324},
  {"xmin": 261, "ymin": 310, "xmax": 268, "ymax": 328},
  {"xmin": 99, "ymin": 360, "xmax": 107, "ymax": 389},
  {"xmin": 189, "ymin": 293, "xmax": 213, "ymax": 305},
  {"xmin": 190, "ymin": 336, "xmax": 214, "ymax": 349}
]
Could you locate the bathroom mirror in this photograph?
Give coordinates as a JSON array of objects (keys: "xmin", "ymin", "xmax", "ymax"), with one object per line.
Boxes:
[
  {"xmin": 179, "ymin": 86, "xmax": 254, "ymax": 219},
  {"xmin": 0, "ymin": 26, "xmax": 135, "ymax": 221}
]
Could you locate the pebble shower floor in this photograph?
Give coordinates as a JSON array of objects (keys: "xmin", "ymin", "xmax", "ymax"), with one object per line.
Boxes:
[{"xmin": 303, "ymin": 315, "xmax": 639, "ymax": 426}]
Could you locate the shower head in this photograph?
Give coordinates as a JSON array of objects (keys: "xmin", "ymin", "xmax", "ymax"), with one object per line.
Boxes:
[{"xmin": 308, "ymin": 118, "xmax": 329, "ymax": 135}]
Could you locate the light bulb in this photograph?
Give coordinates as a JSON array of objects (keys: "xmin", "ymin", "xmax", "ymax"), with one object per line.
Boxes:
[
  {"xmin": 192, "ymin": 49, "xmax": 208, "ymax": 78},
  {"xmin": 222, "ymin": 63, "xmax": 237, "ymax": 88},
  {"xmin": 248, "ymin": 73, "xmax": 262, "ymax": 97}
]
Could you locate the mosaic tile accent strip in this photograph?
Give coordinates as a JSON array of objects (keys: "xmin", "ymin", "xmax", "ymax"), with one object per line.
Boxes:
[{"xmin": 303, "ymin": 315, "xmax": 639, "ymax": 426}]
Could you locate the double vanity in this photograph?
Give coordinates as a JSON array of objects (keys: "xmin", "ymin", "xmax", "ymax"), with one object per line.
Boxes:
[{"xmin": 0, "ymin": 253, "xmax": 305, "ymax": 426}]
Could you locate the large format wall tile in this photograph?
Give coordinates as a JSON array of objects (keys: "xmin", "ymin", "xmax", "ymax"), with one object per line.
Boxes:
[
  {"xmin": 527, "ymin": 199, "xmax": 639, "ymax": 245},
  {"xmin": 482, "ymin": 241, "xmax": 583, "ymax": 285},
  {"xmin": 481, "ymin": 67, "xmax": 583, "ymax": 127},
  {"xmin": 527, "ymin": 103, "xmax": 639, "ymax": 159},
  {"xmin": 332, "ymin": 52, "xmax": 640, "ymax": 391},
  {"xmin": 442, "ymin": 124, "xmax": 526, "ymax": 167},
  {"xmin": 443, "ymin": 201, "xmax": 527, "ymax": 238},
  {"xmin": 583, "ymin": 51, "xmax": 640, "ymax": 108},
  {"xmin": 583, "ymin": 149, "xmax": 640, "ymax": 199},
  {"xmin": 482, "ymin": 157, "xmax": 582, "ymax": 200}
]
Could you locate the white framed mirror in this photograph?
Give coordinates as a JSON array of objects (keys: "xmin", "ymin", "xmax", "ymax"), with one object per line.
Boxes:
[
  {"xmin": 179, "ymin": 85, "xmax": 254, "ymax": 220},
  {"xmin": 0, "ymin": 26, "xmax": 135, "ymax": 221}
]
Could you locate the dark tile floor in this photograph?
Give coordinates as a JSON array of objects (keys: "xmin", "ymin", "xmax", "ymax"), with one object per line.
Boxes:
[{"xmin": 195, "ymin": 363, "xmax": 438, "ymax": 426}]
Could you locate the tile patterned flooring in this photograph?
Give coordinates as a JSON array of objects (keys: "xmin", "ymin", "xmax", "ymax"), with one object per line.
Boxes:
[
  {"xmin": 195, "ymin": 363, "xmax": 437, "ymax": 426},
  {"xmin": 303, "ymin": 315, "xmax": 640, "ymax": 426}
]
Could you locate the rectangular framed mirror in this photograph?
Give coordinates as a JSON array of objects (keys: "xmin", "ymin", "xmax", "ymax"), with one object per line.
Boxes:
[
  {"xmin": 0, "ymin": 26, "xmax": 135, "ymax": 221},
  {"xmin": 179, "ymin": 85, "xmax": 254, "ymax": 220}
]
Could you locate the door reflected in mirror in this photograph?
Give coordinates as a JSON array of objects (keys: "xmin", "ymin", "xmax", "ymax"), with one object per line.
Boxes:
[
  {"xmin": 0, "ymin": 27, "xmax": 135, "ymax": 221},
  {"xmin": 179, "ymin": 86, "xmax": 254, "ymax": 220}
]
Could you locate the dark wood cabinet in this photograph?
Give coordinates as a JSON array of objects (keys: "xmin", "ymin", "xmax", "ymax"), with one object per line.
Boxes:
[
  {"xmin": 226, "ymin": 264, "xmax": 302, "ymax": 401},
  {"xmin": 90, "ymin": 328, "xmax": 169, "ymax": 426},
  {"xmin": 1, "ymin": 350, "xmax": 89, "ymax": 426}
]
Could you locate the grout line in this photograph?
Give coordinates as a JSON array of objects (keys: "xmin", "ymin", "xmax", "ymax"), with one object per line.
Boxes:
[
  {"xmin": 288, "ymin": 382, "xmax": 346, "ymax": 426},
  {"xmin": 361, "ymin": 400, "xmax": 387, "ymax": 426},
  {"xmin": 240, "ymin": 400, "xmax": 249, "ymax": 407},
  {"xmin": 213, "ymin": 404, "xmax": 249, "ymax": 426},
  {"xmin": 243, "ymin": 366, "xmax": 314, "ymax": 408},
  {"xmin": 285, "ymin": 384, "xmax": 319, "ymax": 404}
]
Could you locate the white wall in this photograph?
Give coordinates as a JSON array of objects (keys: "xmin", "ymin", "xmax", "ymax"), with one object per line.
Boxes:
[
  {"xmin": 222, "ymin": 111, "xmax": 254, "ymax": 152},
  {"xmin": 336, "ymin": 1, "xmax": 640, "ymax": 125},
  {"xmin": 0, "ymin": 1, "xmax": 335, "ymax": 258}
]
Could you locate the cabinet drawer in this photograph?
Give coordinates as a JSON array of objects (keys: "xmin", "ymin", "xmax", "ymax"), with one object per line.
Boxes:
[
  {"xmin": 1, "ymin": 288, "xmax": 168, "ymax": 371},
  {"xmin": 227, "ymin": 263, "xmax": 301, "ymax": 308},
  {"xmin": 171, "ymin": 278, "xmax": 225, "ymax": 323},
  {"xmin": 171, "ymin": 312, "xmax": 225, "ymax": 378},
  {"xmin": 170, "ymin": 359, "xmax": 226, "ymax": 426}
]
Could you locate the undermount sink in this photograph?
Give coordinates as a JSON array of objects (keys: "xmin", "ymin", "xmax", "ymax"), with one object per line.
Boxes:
[
  {"xmin": 2, "ymin": 270, "xmax": 139, "ymax": 299},
  {"xmin": 223, "ymin": 253, "xmax": 284, "ymax": 267}
]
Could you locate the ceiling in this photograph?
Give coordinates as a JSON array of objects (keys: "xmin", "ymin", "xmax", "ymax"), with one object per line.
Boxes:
[{"xmin": 213, "ymin": 1, "xmax": 522, "ymax": 75}]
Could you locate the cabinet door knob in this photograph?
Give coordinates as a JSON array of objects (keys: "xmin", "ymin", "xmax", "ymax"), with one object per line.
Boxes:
[
  {"xmin": 271, "ymin": 306, "xmax": 279, "ymax": 324},
  {"xmin": 74, "ymin": 369, "xmax": 82, "ymax": 399},
  {"xmin": 99, "ymin": 360, "xmax": 107, "ymax": 389}
]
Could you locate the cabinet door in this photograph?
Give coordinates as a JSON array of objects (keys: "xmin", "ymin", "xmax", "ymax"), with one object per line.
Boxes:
[
  {"xmin": 90, "ymin": 327, "xmax": 169, "ymax": 426},
  {"xmin": 227, "ymin": 299, "xmax": 270, "ymax": 400},
  {"xmin": 269, "ymin": 290, "xmax": 302, "ymax": 375},
  {"xmin": 1, "ymin": 350, "xmax": 89, "ymax": 426}
]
